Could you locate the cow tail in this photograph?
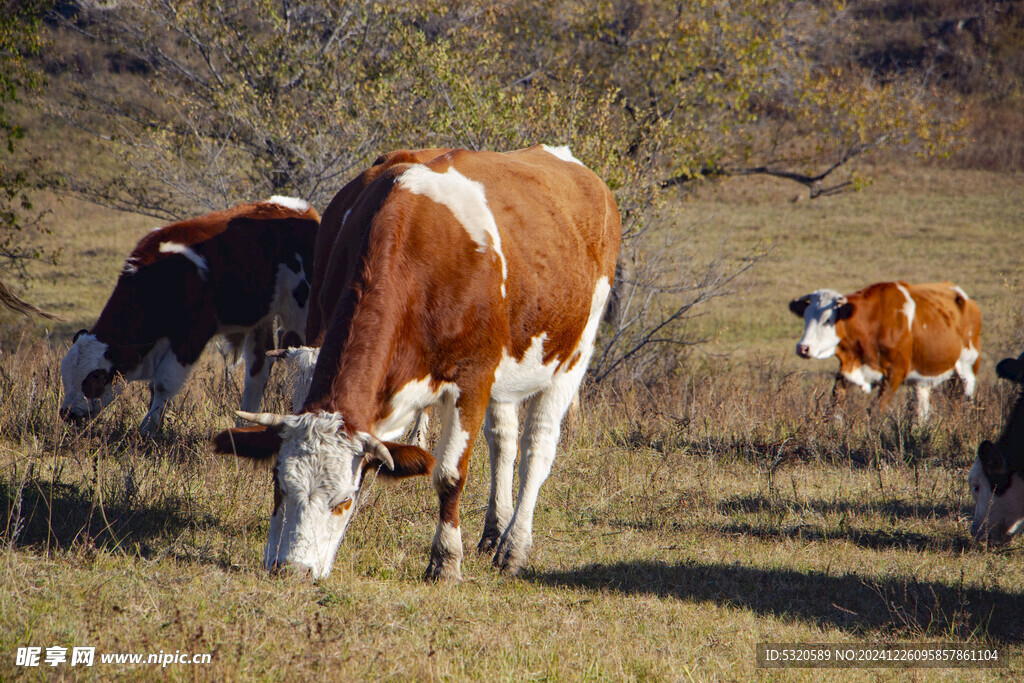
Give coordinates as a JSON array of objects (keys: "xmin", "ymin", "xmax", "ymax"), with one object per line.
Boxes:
[{"xmin": 0, "ymin": 279, "xmax": 63, "ymax": 320}]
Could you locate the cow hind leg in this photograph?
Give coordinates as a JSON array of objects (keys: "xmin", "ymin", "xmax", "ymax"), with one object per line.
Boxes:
[
  {"xmin": 478, "ymin": 401, "xmax": 519, "ymax": 554},
  {"xmin": 493, "ymin": 377, "xmax": 577, "ymax": 574},
  {"xmin": 239, "ymin": 321, "xmax": 276, "ymax": 416},
  {"xmin": 914, "ymin": 384, "xmax": 932, "ymax": 422},
  {"xmin": 955, "ymin": 348, "xmax": 979, "ymax": 399}
]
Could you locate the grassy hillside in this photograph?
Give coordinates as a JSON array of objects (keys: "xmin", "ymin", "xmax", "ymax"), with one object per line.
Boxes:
[{"xmin": 1, "ymin": 163, "xmax": 1023, "ymax": 679}]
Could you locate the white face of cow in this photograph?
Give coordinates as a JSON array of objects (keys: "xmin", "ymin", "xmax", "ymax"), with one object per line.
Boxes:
[
  {"xmin": 788, "ymin": 289, "xmax": 852, "ymax": 360},
  {"xmin": 244, "ymin": 411, "xmax": 394, "ymax": 579},
  {"xmin": 969, "ymin": 442, "xmax": 1024, "ymax": 545},
  {"xmin": 59, "ymin": 332, "xmax": 118, "ymax": 420}
]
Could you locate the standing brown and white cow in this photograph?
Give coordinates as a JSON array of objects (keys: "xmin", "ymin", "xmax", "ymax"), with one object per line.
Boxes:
[
  {"xmin": 213, "ymin": 145, "xmax": 621, "ymax": 581},
  {"xmin": 60, "ymin": 197, "xmax": 319, "ymax": 435},
  {"xmin": 788, "ymin": 281, "xmax": 981, "ymax": 419},
  {"xmin": 970, "ymin": 353, "xmax": 1024, "ymax": 544}
]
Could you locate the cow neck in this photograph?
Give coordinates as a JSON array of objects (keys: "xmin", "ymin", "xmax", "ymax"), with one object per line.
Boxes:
[
  {"xmin": 998, "ymin": 388, "xmax": 1024, "ymax": 473},
  {"xmin": 91, "ymin": 318, "xmax": 155, "ymax": 375},
  {"xmin": 303, "ymin": 222, "xmax": 412, "ymax": 434}
]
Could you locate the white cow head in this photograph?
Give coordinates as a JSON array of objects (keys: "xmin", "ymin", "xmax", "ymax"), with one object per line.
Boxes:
[
  {"xmin": 788, "ymin": 289, "xmax": 854, "ymax": 360},
  {"xmin": 60, "ymin": 330, "xmax": 119, "ymax": 420},
  {"xmin": 213, "ymin": 411, "xmax": 434, "ymax": 578},
  {"xmin": 969, "ymin": 440, "xmax": 1024, "ymax": 545}
]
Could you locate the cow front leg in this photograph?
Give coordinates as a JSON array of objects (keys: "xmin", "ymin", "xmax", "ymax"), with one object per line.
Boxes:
[
  {"xmin": 869, "ymin": 368, "xmax": 905, "ymax": 419},
  {"xmin": 239, "ymin": 321, "xmax": 275, "ymax": 415},
  {"xmin": 140, "ymin": 353, "xmax": 191, "ymax": 436},
  {"xmin": 425, "ymin": 391, "xmax": 487, "ymax": 583},
  {"xmin": 827, "ymin": 373, "xmax": 849, "ymax": 424},
  {"xmin": 478, "ymin": 401, "xmax": 518, "ymax": 553}
]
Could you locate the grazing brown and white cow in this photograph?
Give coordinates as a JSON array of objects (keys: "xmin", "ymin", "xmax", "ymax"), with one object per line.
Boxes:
[
  {"xmin": 970, "ymin": 352, "xmax": 1024, "ymax": 544},
  {"xmin": 788, "ymin": 281, "xmax": 981, "ymax": 419},
  {"xmin": 213, "ymin": 145, "xmax": 621, "ymax": 581},
  {"xmin": 60, "ymin": 197, "xmax": 319, "ymax": 435}
]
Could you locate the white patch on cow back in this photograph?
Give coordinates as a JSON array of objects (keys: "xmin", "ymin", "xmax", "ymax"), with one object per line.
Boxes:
[
  {"xmin": 895, "ymin": 283, "xmax": 915, "ymax": 331},
  {"xmin": 268, "ymin": 195, "xmax": 311, "ymax": 214},
  {"xmin": 842, "ymin": 363, "xmax": 885, "ymax": 393},
  {"xmin": 541, "ymin": 144, "xmax": 585, "ymax": 166},
  {"xmin": 397, "ymin": 164, "xmax": 508, "ymax": 297},
  {"xmin": 159, "ymin": 241, "xmax": 210, "ymax": 279}
]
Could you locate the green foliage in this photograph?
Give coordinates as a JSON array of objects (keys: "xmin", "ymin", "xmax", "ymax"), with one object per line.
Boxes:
[
  {"xmin": 43, "ymin": 0, "xmax": 969, "ymax": 378},
  {"xmin": 0, "ymin": 0, "xmax": 52, "ymax": 283}
]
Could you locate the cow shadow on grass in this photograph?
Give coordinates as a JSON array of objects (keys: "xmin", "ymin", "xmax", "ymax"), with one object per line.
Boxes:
[
  {"xmin": 529, "ymin": 559, "xmax": 1024, "ymax": 642},
  {"xmin": 711, "ymin": 494, "xmax": 975, "ymax": 554},
  {"xmin": 0, "ymin": 477, "xmax": 224, "ymax": 561},
  {"xmin": 709, "ymin": 520, "xmax": 974, "ymax": 554},
  {"xmin": 718, "ymin": 494, "xmax": 970, "ymax": 522}
]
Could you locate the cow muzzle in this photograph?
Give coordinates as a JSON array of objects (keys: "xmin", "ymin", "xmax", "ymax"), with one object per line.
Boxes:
[{"xmin": 796, "ymin": 344, "xmax": 811, "ymax": 358}]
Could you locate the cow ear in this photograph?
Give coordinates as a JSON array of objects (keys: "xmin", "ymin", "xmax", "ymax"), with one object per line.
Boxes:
[
  {"xmin": 788, "ymin": 296, "xmax": 810, "ymax": 318},
  {"xmin": 836, "ymin": 301, "xmax": 854, "ymax": 321},
  {"xmin": 979, "ymin": 440, "xmax": 1007, "ymax": 477},
  {"xmin": 365, "ymin": 442, "xmax": 435, "ymax": 480},
  {"xmin": 213, "ymin": 425, "xmax": 283, "ymax": 461},
  {"xmin": 72, "ymin": 329, "xmax": 88, "ymax": 343}
]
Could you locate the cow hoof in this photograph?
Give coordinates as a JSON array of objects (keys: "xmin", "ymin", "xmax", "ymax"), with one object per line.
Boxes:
[
  {"xmin": 477, "ymin": 529, "xmax": 502, "ymax": 554},
  {"xmin": 493, "ymin": 537, "xmax": 531, "ymax": 575},
  {"xmin": 423, "ymin": 557, "xmax": 462, "ymax": 583}
]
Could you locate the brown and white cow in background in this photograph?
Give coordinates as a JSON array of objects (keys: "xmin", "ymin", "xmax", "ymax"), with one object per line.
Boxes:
[
  {"xmin": 970, "ymin": 352, "xmax": 1024, "ymax": 544},
  {"xmin": 788, "ymin": 281, "xmax": 981, "ymax": 420},
  {"xmin": 214, "ymin": 145, "xmax": 621, "ymax": 581},
  {"xmin": 60, "ymin": 197, "xmax": 319, "ymax": 435}
]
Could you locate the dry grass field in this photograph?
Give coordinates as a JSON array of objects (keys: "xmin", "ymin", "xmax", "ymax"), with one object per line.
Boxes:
[{"xmin": 1, "ymin": 164, "xmax": 1023, "ymax": 680}]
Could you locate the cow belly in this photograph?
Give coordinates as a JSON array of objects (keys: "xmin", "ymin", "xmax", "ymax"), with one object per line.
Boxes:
[
  {"xmin": 491, "ymin": 333, "xmax": 558, "ymax": 404},
  {"xmin": 905, "ymin": 368, "xmax": 954, "ymax": 385}
]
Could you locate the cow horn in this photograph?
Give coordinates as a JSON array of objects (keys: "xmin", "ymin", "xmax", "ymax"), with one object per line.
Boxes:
[
  {"xmin": 362, "ymin": 434, "xmax": 395, "ymax": 471},
  {"xmin": 235, "ymin": 410, "xmax": 288, "ymax": 427}
]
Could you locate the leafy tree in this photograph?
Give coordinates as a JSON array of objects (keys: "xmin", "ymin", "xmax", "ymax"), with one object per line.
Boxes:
[
  {"xmin": 0, "ymin": 0, "xmax": 59, "ymax": 319},
  {"xmin": 46, "ymin": 0, "xmax": 965, "ymax": 378}
]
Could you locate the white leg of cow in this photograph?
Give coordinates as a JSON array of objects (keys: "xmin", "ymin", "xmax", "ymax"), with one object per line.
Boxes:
[
  {"xmin": 915, "ymin": 384, "xmax": 932, "ymax": 422},
  {"xmin": 239, "ymin": 322, "xmax": 275, "ymax": 416},
  {"xmin": 139, "ymin": 354, "xmax": 191, "ymax": 436},
  {"xmin": 493, "ymin": 378, "xmax": 577, "ymax": 574},
  {"xmin": 478, "ymin": 400, "xmax": 519, "ymax": 553}
]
